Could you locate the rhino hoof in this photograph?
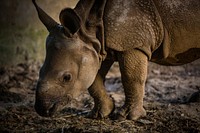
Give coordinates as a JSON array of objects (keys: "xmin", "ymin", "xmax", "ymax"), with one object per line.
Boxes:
[
  {"xmin": 87, "ymin": 96, "xmax": 115, "ymax": 119},
  {"xmin": 115, "ymin": 106, "xmax": 146, "ymax": 121}
]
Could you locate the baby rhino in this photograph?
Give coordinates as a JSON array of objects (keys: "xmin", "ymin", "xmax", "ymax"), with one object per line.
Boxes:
[{"xmin": 33, "ymin": 0, "xmax": 200, "ymax": 120}]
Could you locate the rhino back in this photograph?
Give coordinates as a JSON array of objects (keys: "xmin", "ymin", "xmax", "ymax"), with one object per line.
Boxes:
[
  {"xmin": 152, "ymin": 0, "xmax": 200, "ymax": 65},
  {"xmin": 104, "ymin": 0, "xmax": 200, "ymax": 65},
  {"xmin": 103, "ymin": 0, "xmax": 164, "ymax": 59}
]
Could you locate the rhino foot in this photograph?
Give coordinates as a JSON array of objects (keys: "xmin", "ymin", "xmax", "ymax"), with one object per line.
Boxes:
[
  {"xmin": 116, "ymin": 105, "xmax": 146, "ymax": 121},
  {"xmin": 87, "ymin": 96, "xmax": 115, "ymax": 119}
]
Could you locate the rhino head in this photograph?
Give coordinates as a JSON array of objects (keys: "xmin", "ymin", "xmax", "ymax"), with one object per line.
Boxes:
[{"xmin": 33, "ymin": 0, "xmax": 107, "ymax": 117}]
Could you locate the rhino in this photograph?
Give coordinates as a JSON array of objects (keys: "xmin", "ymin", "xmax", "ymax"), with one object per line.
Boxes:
[{"xmin": 33, "ymin": 0, "xmax": 200, "ymax": 120}]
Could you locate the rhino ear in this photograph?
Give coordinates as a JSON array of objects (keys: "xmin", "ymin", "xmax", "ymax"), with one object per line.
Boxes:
[
  {"xmin": 59, "ymin": 8, "xmax": 81, "ymax": 36},
  {"xmin": 32, "ymin": 0, "xmax": 59, "ymax": 32}
]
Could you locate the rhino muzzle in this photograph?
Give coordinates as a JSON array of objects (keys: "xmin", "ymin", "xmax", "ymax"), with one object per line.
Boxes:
[
  {"xmin": 34, "ymin": 84, "xmax": 72, "ymax": 117},
  {"xmin": 35, "ymin": 96, "xmax": 72, "ymax": 117},
  {"xmin": 35, "ymin": 98, "xmax": 59, "ymax": 117}
]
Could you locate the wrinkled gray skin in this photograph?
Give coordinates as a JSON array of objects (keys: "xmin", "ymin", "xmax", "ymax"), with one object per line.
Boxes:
[{"xmin": 33, "ymin": 0, "xmax": 200, "ymax": 120}]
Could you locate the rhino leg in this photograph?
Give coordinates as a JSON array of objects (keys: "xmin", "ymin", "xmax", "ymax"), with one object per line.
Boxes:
[
  {"xmin": 88, "ymin": 59, "xmax": 115, "ymax": 119},
  {"xmin": 117, "ymin": 49, "xmax": 147, "ymax": 120}
]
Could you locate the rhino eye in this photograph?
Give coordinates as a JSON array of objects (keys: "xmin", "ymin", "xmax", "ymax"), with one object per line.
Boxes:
[{"xmin": 62, "ymin": 73, "xmax": 72, "ymax": 83}]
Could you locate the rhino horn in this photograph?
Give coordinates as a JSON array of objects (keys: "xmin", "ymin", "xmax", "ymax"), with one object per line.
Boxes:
[{"xmin": 32, "ymin": 0, "xmax": 59, "ymax": 32}]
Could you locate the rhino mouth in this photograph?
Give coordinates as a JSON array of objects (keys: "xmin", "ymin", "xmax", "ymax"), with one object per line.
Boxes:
[
  {"xmin": 35, "ymin": 95, "xmax": 72, "ymax": 117},
  {"xmin": 44, "ymin": 102, "xmax": 58, "ymax": 117}
]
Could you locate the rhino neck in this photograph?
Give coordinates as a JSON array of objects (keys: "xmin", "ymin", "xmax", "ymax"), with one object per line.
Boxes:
[
  {"xmin": 74, "ymin": 0, "xmax": 108, "ymax": 62},
  {"xmin": 78, "ymin": 26, "xmax": 106, "ymax": 65}
]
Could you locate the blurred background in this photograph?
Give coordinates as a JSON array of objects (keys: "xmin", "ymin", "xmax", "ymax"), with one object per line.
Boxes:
[{"xmin": 0, "ymin": 0, "xmax": 78, "ymax": 67}]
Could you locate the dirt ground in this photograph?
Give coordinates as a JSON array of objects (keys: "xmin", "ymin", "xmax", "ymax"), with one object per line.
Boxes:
[{"xmin": 0, "ymin": 59, "xmax": 200, "ymax": 133}]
